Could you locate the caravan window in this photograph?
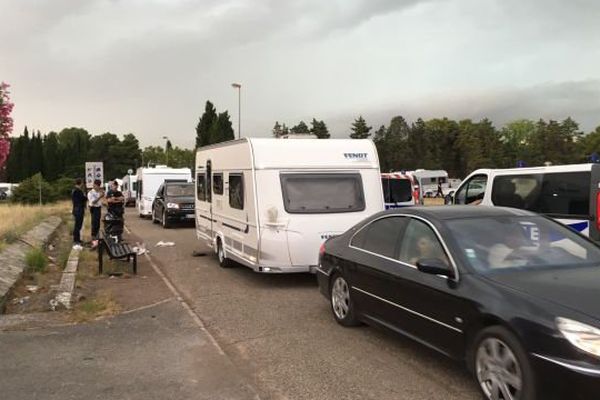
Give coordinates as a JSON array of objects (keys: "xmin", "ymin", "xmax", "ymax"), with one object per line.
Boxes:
[
  {"xmin": 229, "ymin": 174, "xmax": 244, "ymax": 210},
  {"xmin": 213, "ymin": 173, "xmax": 223, "ymax": 195},
  {"xmin": 492, "ymin": 172, "xmax": 590, "ymax": 218},
  {"xmin": 280, "ymin": 173, "xmax": 365, "ymax": 214},
  {"xmin": 196, "ymin": 174, "xmax": 206, "ymax": 201},
  {"xmin": 132, "ymin": 182, "xmax": 138, "ymax": 191}
]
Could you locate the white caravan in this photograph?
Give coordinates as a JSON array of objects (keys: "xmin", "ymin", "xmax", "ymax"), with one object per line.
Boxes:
[
  {"xmin": 195, "ymin": 138, "xmax": 384, "ymax": 273},
  {"xmin": 136, "ymin": 165, "xmax": 192, "ymax": 217},
  {"xmin": 122, "ymin": 174, "xmax": 138, "ymax": 206}
]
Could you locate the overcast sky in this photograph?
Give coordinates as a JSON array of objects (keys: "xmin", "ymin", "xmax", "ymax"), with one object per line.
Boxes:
[{"xmin": 1, "ymin": 0, "xmax": 599, "ymax": 147}]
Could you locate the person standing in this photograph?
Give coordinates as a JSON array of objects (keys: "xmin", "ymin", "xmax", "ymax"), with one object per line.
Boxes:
[
  {"xmin": 106, "ymin": 180, "xmax": 125, "ymax": 217},
  {"xmin": 71, "ymin": 178, "xmax": 87, "ymax": 250},
  {"xmin": 87, "ymin": 179, "xmax": 104, "ymax": 248}
]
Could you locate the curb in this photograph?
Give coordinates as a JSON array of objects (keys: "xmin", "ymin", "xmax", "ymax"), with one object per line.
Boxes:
[
  {"xmin": 0, "ymin": 216, "xmax": 62, "ymax": 313},
  {"xmin": 52, "ymin": 248, "xmax": 81, "ymax": 310}
]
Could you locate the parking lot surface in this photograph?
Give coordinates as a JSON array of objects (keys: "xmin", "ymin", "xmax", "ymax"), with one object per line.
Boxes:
[{"xmin": 126, "ymin": 210, "xmax": 481, "ymax": 400}]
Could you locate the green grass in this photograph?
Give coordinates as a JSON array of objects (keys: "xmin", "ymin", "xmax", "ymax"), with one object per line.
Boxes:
[{"xmin": 25, "ymin": 247, "xmax": 48, "ymax": 273}]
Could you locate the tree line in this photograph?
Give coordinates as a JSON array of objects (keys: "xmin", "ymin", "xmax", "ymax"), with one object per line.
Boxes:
[
  {"xmin": 272, "ymin": 115, "xmax": 600, "ymax": 178},
  {"xmin": 3, "ymin": 127, "xmax": 195, "ymax": 184}
]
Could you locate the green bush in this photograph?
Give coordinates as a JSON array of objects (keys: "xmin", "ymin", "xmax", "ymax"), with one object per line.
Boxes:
[
  {"xmin": 53, "ymin": 177, "xmax": 77, "ymax": 200},
  {"xmin": 2, "ymin": 229, "xmax": 19, "ymax": 243},
  {"xmin": 11, "ymin": 174, "xmax": 58, "ymax": 204},
  {"xmin": 25, "ymin": 247, "xmax": 48, "ymax": 273}
]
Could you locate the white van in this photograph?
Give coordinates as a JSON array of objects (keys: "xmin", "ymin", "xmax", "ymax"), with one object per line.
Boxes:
[
  {"xmin": 452, "ymin": 163, "xmax": 600, "ymax": 240},
  {"xmin": 122, "ymin": 174, "xmax": 138, "ymax": 206},
  {"xmin": 136, "ymin": 166, "xmax": 192, "ymax": 217},
  {"xmin": 195, "ymin": 138, "xmax": 384, "ymax": 273}
]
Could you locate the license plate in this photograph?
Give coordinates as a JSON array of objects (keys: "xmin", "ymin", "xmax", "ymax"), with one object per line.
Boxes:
[{"xmin": 186, "ymin": 214, "xmax": 195, "ymax": 219}]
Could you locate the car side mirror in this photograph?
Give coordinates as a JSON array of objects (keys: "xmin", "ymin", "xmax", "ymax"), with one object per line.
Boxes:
[{"xmin": 416, "ymin": 258, "xmax": 454, "ymax": 278}]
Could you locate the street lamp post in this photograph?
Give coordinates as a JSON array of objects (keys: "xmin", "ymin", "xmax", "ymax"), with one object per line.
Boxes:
[
  {"xmin": 162, "ymin": 135, "xmax": 170, "ymax": 166},
  {"xmin": 231, "ymin": 83, "xmax": 241, "ymax": 139}
]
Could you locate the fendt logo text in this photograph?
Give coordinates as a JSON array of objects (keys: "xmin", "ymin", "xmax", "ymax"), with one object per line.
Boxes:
[{"xmin": 344, "ymin": 152, "xmax": 368, "ymax": 160}]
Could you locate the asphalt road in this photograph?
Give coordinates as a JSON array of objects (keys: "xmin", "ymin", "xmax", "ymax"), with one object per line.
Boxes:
[{"xmin": 126, "ymin": 210, "xmax": 481, "ymax": 400}]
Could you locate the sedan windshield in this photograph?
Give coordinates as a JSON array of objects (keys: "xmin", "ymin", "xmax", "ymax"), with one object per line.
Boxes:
[
  {"xmin": 166, "ymin": 184, "xmax": 194, "ymax": 197},
  {"xmin": 446, "ymin": 216, "xmax": 600, "ymax": 272}
]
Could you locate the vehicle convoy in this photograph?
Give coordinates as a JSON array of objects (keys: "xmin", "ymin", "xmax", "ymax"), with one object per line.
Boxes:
[
  {"xmin": 136, "ymin": 165, "xmax": 192, "ymax": 218},
  {"xmin": 381, "ymin": 172, "xmax": 418, "ymax": 209},
  {"xmin": 151, "ymin": 181, "xmax": 195, "ymax": 228},
  {"xmin": 317, "ymin": 206, "xmax": 600, "ymax": 400},
  {"xmin": 122, "ymin": 174, "xmax": 138, "ymax": 207},
  {"xmin": 195, "ymin": 138, "xmax": 384, "ymax": 273},
  {"xmin": 452, "ymin": 163, "xmax": 600, "ymax": 241}
]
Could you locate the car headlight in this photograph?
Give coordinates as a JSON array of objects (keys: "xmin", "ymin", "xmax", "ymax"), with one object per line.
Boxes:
[
  {"xmin": 556, "ymin": 317, "xmax": 600, "ymax": 358},
  {"xmin": 166, "ymin": 202, "xmax": 180, "ymax": 209}
]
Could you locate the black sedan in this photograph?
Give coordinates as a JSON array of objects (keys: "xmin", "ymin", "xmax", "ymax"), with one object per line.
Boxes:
[{"xmin": 317, "ymin": 206, "xmax": 600, "ymax": 400}]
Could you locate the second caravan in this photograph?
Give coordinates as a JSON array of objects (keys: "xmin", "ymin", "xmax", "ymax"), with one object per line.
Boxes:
[{"xmin": 195, "ymin": 138, "xmax": 384, "ymax": 273}]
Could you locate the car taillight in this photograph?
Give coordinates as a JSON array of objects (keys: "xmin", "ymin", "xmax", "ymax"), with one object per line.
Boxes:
[
  {"xmin": 319, "ymin": 243, "xmax": 326, "ymax": 257},
  {"xmin": 596, "ymin": 192, "xmax": 600, "ymax": 231}
]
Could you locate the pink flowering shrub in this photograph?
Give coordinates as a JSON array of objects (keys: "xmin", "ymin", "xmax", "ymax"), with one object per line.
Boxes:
[{"xmin": 0, "ymin": 82, "xmax": 14, "ymax": 169}]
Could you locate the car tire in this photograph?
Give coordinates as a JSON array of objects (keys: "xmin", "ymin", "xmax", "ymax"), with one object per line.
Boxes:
[
  {"xmin": 471, "ymin": 326, "xmax": 536, "ymax": 400},
  {"xmin": 329, "ymin": 272, "xmax": 360, "ymax": 327},
  {"xmin": 216, "ymin": 238, "xmax": 232, "ymax": 268},
  {"xmin": 152, "ymin": 209, "xmax": 159, "ymax": 224},
  {"xmin": 162, "ymin": 210, "xmax": 170, "ymax": 229}
]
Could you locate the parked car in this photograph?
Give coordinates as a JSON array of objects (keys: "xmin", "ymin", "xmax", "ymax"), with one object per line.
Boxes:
[
  {"xmin": 151, "ymin": 181, "xmax": 195, "ymax": 228},
  {"xmin": 317, "ymin": 206, "xmax": 600, "ymax": 400}
]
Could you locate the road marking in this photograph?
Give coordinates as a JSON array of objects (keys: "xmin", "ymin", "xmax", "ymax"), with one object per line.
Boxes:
[
  {"xmin": 121, "ymin": 297, "xmax": 175, "ymax": 315},
  {"xmin": 142, "ymin": 252, "xmax": 226, "ymax": 355}
]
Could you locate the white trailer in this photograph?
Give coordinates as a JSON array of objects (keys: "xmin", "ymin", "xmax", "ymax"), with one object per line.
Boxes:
[
  {"xmin": 136, "ymin": 165, "xmax": 192, "ymax": 217},
  {"xmin": 122, "ymin": 174, "xmax": 138, "ymax": 206},
  {"xmin": 195, "ymin": 138, "xmax": 384, "ymax": 273}
]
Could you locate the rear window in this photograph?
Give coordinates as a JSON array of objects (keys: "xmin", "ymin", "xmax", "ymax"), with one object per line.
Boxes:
[
  {"xmin": 280, "ymin": 173, "xmax": 365, "ymax": 214},
  {"xmin": 382, "ymin": 178, "xmax": 413, "ymax": 203},
  {"xmin": 491, "ymin": 172, "xmax": 590, "ymax": 218}
]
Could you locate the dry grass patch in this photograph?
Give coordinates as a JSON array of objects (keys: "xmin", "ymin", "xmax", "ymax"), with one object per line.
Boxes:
[
  {"xmin": 71, "ymin": 290, "xmax": 120, "ymax": 322},
  {"xmin": 0, "ymin": 201, "xmax": 70, "ymax": 244}
]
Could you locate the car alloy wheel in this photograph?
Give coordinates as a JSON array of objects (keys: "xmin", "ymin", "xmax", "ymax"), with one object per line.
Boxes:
[
  {"xmin": 476, "ymin": 338, "xmax": 523, "ymax": 400},
  {"xmin": 162, "ymin": 210, "xmax": 169, "ymax": 228},
  {"xmin": 331, "ymin": 276, "xmax": 350, "ymax": 320}
]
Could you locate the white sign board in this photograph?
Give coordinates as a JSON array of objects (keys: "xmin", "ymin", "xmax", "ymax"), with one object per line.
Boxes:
[{"xmin": 85, "ymin": 162, "xmax": 104, "ymax": 189}]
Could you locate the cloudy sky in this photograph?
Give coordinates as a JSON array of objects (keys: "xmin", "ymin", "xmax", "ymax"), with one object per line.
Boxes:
[{"xmin": 1, "ymin": 0, "xmax": 599, "ymax": 147}]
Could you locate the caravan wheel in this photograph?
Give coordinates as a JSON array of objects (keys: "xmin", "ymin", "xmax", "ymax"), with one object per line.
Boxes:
[{"xmin": 217, "ymin": 239, "xmax": 232, "ymax": 268}]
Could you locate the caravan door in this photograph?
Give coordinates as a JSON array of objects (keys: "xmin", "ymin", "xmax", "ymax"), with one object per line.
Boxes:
[{"xmin": 195, "ymin": 162, "xmax": 214, "ymax": 245}]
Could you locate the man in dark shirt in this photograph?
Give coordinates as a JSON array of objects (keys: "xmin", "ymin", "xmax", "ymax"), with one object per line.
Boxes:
[
  {"xmin": 106, "ymin": 180, "xmax": 125, "ymax": 217},
  {"xmin": 71, "ymin": 178, "xmax": 87, "ymax": 249}
]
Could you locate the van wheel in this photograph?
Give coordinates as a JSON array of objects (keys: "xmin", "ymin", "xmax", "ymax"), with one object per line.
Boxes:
[
  {"xmin": 162, "ymin": 211, "xmax": 170, "ymax": 229},
  {"xmin": 217, "ymin": 239, "xmax": 232, "ymax": 268},
  {"xmin": 330, "ymin": 273, "xmax": 360, "ymax": 327},
  {"xmin": 471, "ymin": 326, "xmax": 535, "ymax": 400}
]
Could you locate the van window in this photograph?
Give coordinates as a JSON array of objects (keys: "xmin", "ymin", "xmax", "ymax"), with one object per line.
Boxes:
[
  {"xmin": 492, "ymin": 172, "xmax": 590, "ymax": 218},
  {"xmin": 455, "ymin": 175, "xmax": 487, "ymax": 205},
  {"xmin": 196, "ymin": 174, "xmax": 206, "ymax": 201},
  {"xmin": 229, "ymin": 174, "xmax": 244, "ymax": 210},
  {"xmin": 382, "ymin": 178, "xmax": 412, "ymax": 203},
  {"xmin": 213, "ymin": 173, "xmax": 223, "ymax": 195},
  {"xmin": 132, "ymin": 182, "xmax": 138, "ymax": 191},
  {"xmin": 280, "ymin": 173, "xmax": 365, "ymax": 214}
]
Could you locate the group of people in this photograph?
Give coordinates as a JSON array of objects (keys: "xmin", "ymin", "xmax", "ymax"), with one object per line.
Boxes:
[{"xmin": 71, "ymin": 178, "xmax": 125, "ymax": 250}]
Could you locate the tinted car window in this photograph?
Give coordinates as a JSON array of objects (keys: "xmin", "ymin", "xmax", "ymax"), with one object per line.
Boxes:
[
  {"xmin": 491, "ymin": 172, "xmax": 590, "ymax": 217},
  {"xmin": 399, "ymin": 219, "xmax": 448, "ymax": 266},
  {"xmin": 281, "ymin": 173, "xmax": 365, "ymax": 214},
  {"xmin": 352, "ymin": 217, "xmax": 407, "ymax": 259}
]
